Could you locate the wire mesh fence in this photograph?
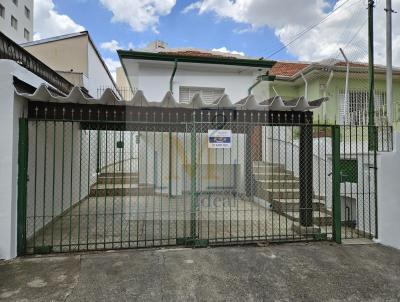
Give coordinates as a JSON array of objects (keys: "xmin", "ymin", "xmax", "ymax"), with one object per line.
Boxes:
[{"xmin": 21, "ymin": 110, "xmax": 392, "ymax": 254}]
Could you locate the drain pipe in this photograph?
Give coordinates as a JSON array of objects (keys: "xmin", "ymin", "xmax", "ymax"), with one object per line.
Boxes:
[
  {"xmin": 300, "ymin": 72, "xmax": 308, "ymax": 100},
  {"xmin": 169, "ymin": 59, "xmax": 178, "ymax": 198},
  {"xmin": 340, "ymin": 48, "xmax": 350, "ymax": 124},
  {"xmin": 248, "ymin": 75, "xmax": 276, "ymax": 96},
  {"xmin": 169, "ymin": 59, "xmax": 178, "ymax": 93},
  {"xmin": 323, "ymin": 70, "xmax": 334, "ymax": 121}
]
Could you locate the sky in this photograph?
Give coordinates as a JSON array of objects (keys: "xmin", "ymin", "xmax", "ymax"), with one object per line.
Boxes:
[{"xmin": 33, "ymin": 0, "xmax": 400, "ymax": 78}]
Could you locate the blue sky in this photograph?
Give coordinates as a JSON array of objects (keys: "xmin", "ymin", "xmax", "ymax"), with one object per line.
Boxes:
[
  {"xmin": 52, "ymin": 0, "xmax": 297, "ymax": 61},
  {"xmin": 33, "ymin": 0, "xmax": 399, "ymax": 75}
]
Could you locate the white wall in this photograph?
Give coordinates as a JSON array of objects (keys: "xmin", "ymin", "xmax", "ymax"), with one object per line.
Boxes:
[
  {"xmin": 128, "ymin": 62, "xmax": 261, "ymax": 102},
  {"xmin": 0, "ymin": 60, "xmax": 48, "ymax": 260},
  {"xmin": 378, "ymin": 133, "xmax": 400, "ymax": 249},
  {"xmin": 87, "ymin": 43, "xmax": 116, "ymax": 98},
  {"xmin": 0, "ymin": 0, "xmax": 33, "ymax": 43}
]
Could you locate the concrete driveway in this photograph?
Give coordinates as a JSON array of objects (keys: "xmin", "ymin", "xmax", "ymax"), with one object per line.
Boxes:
[{"xmin": 1, "ymin": 242, "xmax": 400, "ymax": 301}]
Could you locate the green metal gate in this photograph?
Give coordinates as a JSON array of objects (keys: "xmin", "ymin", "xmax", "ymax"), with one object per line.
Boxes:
[{"xmin": 17, "ymin": 113, "xmax": 392, "ymax": 255}]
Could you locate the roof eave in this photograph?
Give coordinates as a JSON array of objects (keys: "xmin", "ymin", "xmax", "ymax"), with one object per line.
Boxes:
[{"xmin": 118, "ymin": 50, "xmax": 276, "ymax": 68}]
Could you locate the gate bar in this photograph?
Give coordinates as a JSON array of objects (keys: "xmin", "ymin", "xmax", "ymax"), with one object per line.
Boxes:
[{"xmin": 332, "ymin": 125, "xmax": 342, "ymax": 243}]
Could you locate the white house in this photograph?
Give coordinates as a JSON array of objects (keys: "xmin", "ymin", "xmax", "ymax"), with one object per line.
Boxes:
[
  {"xmin": 0, "ymin": 0, "xmax": 33, "ymax": 43},
  {"xmin": 118, "ymin": 41, "xmax": 275, "ymax": 103}
]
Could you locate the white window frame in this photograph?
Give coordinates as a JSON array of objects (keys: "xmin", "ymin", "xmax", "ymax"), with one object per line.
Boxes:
[
  {"xmin": 179, "ymin": 86, "xmax": 225, "ymax": 104},
  {"xmin": 24, "ymin": 28, "xmax": 30, "ymax": 40},
  {"xmin": 0, "ymin": 4, "xmax": 5, "ymax": 19},
  {"xmin": 24, "ymin": 6, "xmax": 30, "ymax": 19},
  {"xmin": 11, "ymin": 15, "xmax": 18, "ymax": 30}
]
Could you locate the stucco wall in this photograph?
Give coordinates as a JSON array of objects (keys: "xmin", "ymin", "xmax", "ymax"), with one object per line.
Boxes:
[
  {"xmin": 128, "ymin": 62, "xmax": 260, "ymax": 102},
  {"xmin": 0, "ymin": 60, "xmax": 49, "ymax": 260}
]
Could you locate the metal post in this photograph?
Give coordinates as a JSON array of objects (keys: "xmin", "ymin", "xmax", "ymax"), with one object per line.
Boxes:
[
  {"xmin": 368, "ymin": 1, "xmax": 377, "ymax": 151},
  {"xmin": 332, "ymin": 126, "xmax": 342, "ymax": 243},
  {"xmin": 385, "ymin": 0, "xmax": 393, "ymax": 124},
  {"xmin": 190, "ymin": 113, "xmax": 197, "ymax": 239},
  {"xmin": 299, "ymin": 124, "xmax": 313, "ymax": 227},
  {"xmin": 17, "ymin": 118, "xmax": 29, "ymax": 256},
  {"xmin": 245, "ymin": 126, "xmax": 254, "ymax": 197}
]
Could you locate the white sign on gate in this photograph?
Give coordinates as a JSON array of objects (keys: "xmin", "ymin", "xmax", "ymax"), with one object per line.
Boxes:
[{"xmin": 208, "ymin": 129, "xmax": 232, "ymax": 149}]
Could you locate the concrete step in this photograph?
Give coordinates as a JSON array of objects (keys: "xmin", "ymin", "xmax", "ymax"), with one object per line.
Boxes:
[
  {"xmin": 281, "ymin": 211, "xmax": 333, "ymax": 227},
  {"xmin": 252, "ymin": 165, "xmax": 289, "ymax": 174},
  {"xmin": 253, "ymin": 172, "xmax": 297, "ymax": 181},
  {"xmin": 97, "ymin": 175, "xmax": 139, "ymax": 185},
  {"xmin": 257, "ymin": 179, "xmax": 300, "ymax": 190},
  {"xmin": 257, "ymin": 188, "xmax": 301, "ymax": 199},
  {"xmin": 99, "ymin": 172, "xmax": 139, "ymax": 178},
  {"xmin": 90, "ymin": 183, "xmax": 154, "ymax": 197},
  {"xmin": 271, "ymin": 198, "xmax": 326, "ymax": 212}
]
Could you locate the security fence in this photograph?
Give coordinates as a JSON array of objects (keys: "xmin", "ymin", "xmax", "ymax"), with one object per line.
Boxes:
[{"xmin": 17, "ymin": 108, "xmax": 392, "ymax": 255}]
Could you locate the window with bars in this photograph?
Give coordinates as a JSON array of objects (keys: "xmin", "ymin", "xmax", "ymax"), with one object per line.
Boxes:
[
  {"xmin": 339, "ymin": 89, "xmax": 387, "ymax": 125},
  {"xmin": 179, "ymin": 86, "xmax": 225, "ymax": 104}
]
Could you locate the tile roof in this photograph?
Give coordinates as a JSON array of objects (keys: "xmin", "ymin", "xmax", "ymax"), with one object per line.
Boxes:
[
  {"xmin": 160, "ymin": 50, "xmax": 237, "ymax": 60},
  {"xmin": 269, "ymin": 62, "xmax": 310, "ymax": 77}
]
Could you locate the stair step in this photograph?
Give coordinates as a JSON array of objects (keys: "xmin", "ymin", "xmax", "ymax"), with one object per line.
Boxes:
[
  {"xmin": 97, "ymin": 175, "xmax": 139, "ymax": 185},
  {"xmin": 257, "ymin": 179, "xmax": 300, "ymax": 190},
  {"xmin": 282, "ymin": 211, "xmax": 333, "ymax": 227},
  {"xmin": 252, "ymin": 165, "xmax": 288, "ymax": 173},
  {"xmin": 271, "ymin": 198, "xmax": 326, "ymax": 212},
  {"xmin": 99, "ymin": 172, "xmax": 139, "ymax": 177},
  {"xmin": 257, "ymin": 188, "xmax": 301, "ymax": 199},
  {"xmin": 253, "ymin": 172, "xmax": 297, "ymax": 181},
  {"xmin": 90, "ymin": 183, "xmax": 154, "ymax": 197}
]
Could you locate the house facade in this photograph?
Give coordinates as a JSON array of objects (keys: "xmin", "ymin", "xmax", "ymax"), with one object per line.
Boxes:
[
  {"xmin": 21, "ymin": 31, "xmax": 118, "ymax": 97},
  {"xmin": 264, "ymin": 61, "xmax": 400, "ymax": 125},
  {"xmin": 118, "ymin": 42, "xmax": 275, "ymax": 103}
]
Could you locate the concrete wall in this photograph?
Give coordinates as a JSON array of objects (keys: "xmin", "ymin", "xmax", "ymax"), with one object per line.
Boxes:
[
  {"xmin": 26, "ymin": 122, "xmax": 98, "ymax": 239},
  {"xmin": 0, "ymin": 0, "xmax": 33, "ymax": 43},
  {"xmin": 378, "ymin": 133, "xmax": 400, "ymax": 249},
  {"xmin": 0, "ymin": 60, "xmax": 49, "ymax": 260},
  {"xmin": 23, "ymin": 35, "xmax": 88, "ymax": 76},
  {"xmin": 87, "ymin": 42, "xmax": 116, "ymax": 97}
]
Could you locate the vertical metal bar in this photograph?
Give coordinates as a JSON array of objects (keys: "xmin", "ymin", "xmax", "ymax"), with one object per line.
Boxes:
[
  {"xmin": 190, "ymin": 112, "xmax": 197, "ymax": 240},
  {"xmin": 42, "ymin": 118, "xmax": 48, "ymax": 248},
  {"xmin": 33, "ymin": 119, "xmax": 38, "ymax": 250},
  {"xmin": 332, "ymin": 125, "xmax": 342, "ymax": 244},
  {"xmin": 299, "ymin": 124, "xmax": 314, "ymax": 227},
  {"xmin": 17, "ymin": 118, "xmax": 29, "ymax": 256},
  {"xmin": 51, "ymin": 119, "xmax": 56, "ymax": 249},
  {"xmin": 77, "ymin": 120, "xmax": 82, "ymax": 250},
  {"xmin": 60, "ymin": 118, "xmax": 65, "ymax": 251},
  {"xmin": 68, "ymin": 121, "xmax": 74, "ymax": 252}
]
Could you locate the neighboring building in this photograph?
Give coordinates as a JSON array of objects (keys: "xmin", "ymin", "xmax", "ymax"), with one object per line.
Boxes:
[
  {"xmin": 21, "ymin": 31, "xmax": 118, "ymax": 97},
  {"xmin": 0, "ymin": 0, "xmax": 33, "ymax": 43},
  {"xmin": 266, "ymin": 61, "xmax": 400, "ymax": 125},
  {"xmin": 118, "ymin": 41, "xmax": 275, "ymax": 103}
]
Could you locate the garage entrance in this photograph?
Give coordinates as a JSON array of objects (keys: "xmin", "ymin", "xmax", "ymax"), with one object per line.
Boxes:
[{"xmin": 17, "ymin": 101, "xmax": 389, "ymax": 254}]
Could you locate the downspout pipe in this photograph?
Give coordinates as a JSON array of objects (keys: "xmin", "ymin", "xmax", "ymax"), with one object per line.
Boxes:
[
  {"xmin": 340, "ymin": 48, "xmax": 350, "ymax": 124},
  {"xmin": 323, "ymin": 70, "xmax": 334, "ymax": 121},
  {"xmin": 385, "ymin": 0, "xmax": 394, "ymax": 124},
  {"xmin": 169, "ymin": 59, "xmax": 178, "ymax": 93},
  {"xmin": 300, "ymin": 72, "xmax": 308, "ymax": 100},
  {"xmin": 248, "ymin": 75, "xmax": 276, "ymax": 96}
]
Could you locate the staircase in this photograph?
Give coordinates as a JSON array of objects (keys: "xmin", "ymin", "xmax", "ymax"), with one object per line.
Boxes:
[
  {"xmin": 253, "ymin": 161, "xmax": 333, "ymax": 231},
  {"xmin": 89, "ymin": 172, "xmax": 154, "ymax": 197}
]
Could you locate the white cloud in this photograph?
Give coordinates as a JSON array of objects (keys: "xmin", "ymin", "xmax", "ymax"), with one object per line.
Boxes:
[
  {"xmin": 212, "ymin": 47, "xmax": 245, "ymax": 57},
  {"xmin": 185, "ymin": 0, "xmax": 400, "ymax": 66},
  {"xmin": 104, "ymin": 58, "xmax": 121, "ymax": 80},
  {"xmin": 99, "ymin": 0, "xmax": 176, "ymax": 33},
  {"xmin": 101, "ymin": 40, "xmax": 135, "ymax": 52},
  {"xmin": 33, "ymin": 0, "xmax": 85, "ymax": 40}
]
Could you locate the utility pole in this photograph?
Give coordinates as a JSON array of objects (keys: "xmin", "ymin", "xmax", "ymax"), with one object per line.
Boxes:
[
  {"xmin": 368, "ymin": 0, "xmax": 375, "ymax": 129},
  {"xmin": 385, "ymin": 0, "xmax": 394, "ymax": 124}
]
